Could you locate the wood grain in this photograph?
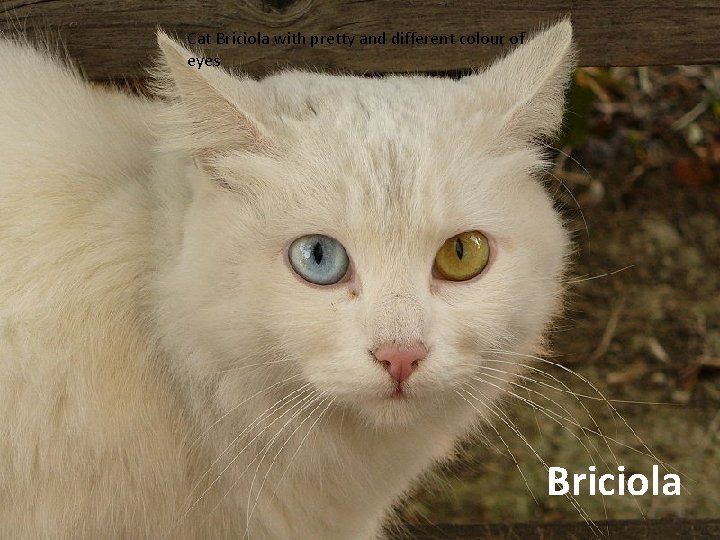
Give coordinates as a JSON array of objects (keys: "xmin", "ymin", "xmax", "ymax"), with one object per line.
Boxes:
[
  {"xmin": 1, "ymin": 1, "xmax": 718, "ymax": 78},
  {"xmin": 405, "ymin": 519, "xmax": 720, "ymax": 539}
]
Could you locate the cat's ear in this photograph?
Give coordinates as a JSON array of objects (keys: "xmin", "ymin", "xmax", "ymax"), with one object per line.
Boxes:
[
  {"xmin": 154, "ymin": 30, "xmax": 271, "ymax": 165},
  {"xmin": 463, "ymin": 19, "xmax": 575, "ymax": 141}
]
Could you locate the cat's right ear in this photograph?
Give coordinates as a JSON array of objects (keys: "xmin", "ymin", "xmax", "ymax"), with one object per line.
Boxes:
[
  {"xmin": 153, "ymin": 30, "xmax": 272, "ymax": 170},
  {"xmin": 462, "ymin": 19, "xmax": 576, "ymax": 143}
]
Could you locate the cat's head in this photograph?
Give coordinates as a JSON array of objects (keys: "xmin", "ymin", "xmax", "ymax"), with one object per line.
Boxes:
[{"xmin": 154, "ymin": 21, "xmax": 574, "ymax": 428}]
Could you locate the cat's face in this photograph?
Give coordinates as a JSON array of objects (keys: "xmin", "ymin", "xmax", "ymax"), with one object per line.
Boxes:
[{"xmin": 156, "ymin": 22, "xmax": 574, "ymax": 427}]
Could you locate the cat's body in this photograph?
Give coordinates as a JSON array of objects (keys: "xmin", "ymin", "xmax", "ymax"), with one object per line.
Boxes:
[{"xmin": 0, "ymin": 22, "xmax": 573, "ymax": 539}]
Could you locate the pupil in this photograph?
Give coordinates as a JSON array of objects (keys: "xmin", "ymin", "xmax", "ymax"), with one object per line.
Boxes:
[
  {"xmin": 455, "ymin": 238, "xmax": 464, "ymax": 260},
  {"xmin": 312, "ymin": 242, "xmax": 324, "ymax": 264}
]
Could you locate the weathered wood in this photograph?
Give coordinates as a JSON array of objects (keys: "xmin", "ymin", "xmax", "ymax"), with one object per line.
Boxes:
[
  {"xmin": 404, "ymin": 519, "xmax": 720, "ymax": 539},
  {"xmin": 1, "ymin": 1, "xmax": 719, "ymax": 80}
]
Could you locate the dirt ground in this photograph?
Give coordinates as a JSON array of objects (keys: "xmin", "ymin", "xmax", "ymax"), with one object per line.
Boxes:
[{"xmin": 401, "ymin": 65, "xmax": 720, "ymax": 527}]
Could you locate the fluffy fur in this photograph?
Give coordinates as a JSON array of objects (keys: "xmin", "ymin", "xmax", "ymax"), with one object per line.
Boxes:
[{"xmin": 0, "ymin": 21, "xmax": 574, "ymax": 539}]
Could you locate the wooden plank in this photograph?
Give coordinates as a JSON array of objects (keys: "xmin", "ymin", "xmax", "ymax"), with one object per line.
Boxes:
[
  {"xmin": 404, "ymin": 519, "xmax": 720, "ymax": 539},
  {"xmin": 1, "ymin": 0, "xmax": 719, "ymax": 80}
]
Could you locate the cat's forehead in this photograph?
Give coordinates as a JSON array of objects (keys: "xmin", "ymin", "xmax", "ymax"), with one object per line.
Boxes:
[
  {"xmin": 255, "ymin": 71, "xmax": 509, "ymax": 179},
  {"xmin": 260, "ymin": 71, "xmax": 465, "ymax": 127},
  {"xmin": 238, "ymin": 71, "xmax": 536, "ymax": 255}
]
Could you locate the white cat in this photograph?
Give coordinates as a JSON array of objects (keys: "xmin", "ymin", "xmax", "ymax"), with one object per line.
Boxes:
[{"xmin": 0, "ymin": 20, "xmax": 573, "ymax": 539}]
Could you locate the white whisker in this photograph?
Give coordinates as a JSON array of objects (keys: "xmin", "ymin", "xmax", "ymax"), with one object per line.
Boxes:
[
  {"xmin": 481, "ymin": 349, "xmax": 671, "ymax": 471},
  {"xmin": 566, "ymin": 265, "xmax": 634, "ymax": 284},
  {"xmin": 182, "ymin": 386, "xmax": 317, "ymax": 524},
  {"xmin": 460, "ymin": 385, "xmax": 604, "ymax": 538},
  {"xmin": 186, "ymin": 373, "xmax": 304, "ymax": 454},
  {"xmin": 469, "ymin": 373, "xmax": 612, "ymax": 472},
  {"xmin": 244, "ymin": 396, "xmax": 336, "ymax": 538},
  {"xmin": 455, "ymin": 388, "xmax": 539, "ymax": 505},
  {"xmin": 242, "ymin": 393, "xmax": 329, "ymax": 538}
]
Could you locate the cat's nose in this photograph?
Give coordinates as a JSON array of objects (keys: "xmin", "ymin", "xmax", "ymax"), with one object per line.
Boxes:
[{"xmin": 372, "ymin": 343, "xmax": 427, "ymax": 384}]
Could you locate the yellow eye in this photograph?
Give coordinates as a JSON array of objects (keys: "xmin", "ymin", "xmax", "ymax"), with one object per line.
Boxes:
[{"xmin": 434, "ymin": 231, "xmax": 490, "ymax": 281}]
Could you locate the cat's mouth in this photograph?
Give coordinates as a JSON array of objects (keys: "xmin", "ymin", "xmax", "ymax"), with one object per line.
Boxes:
[
  {"xmin": 390, "ymin": 383, "xmax": 407, "ymax": 399},
  {"xmin": 385, "ymin": 378, "xmax": 423, "ymax": 401}
]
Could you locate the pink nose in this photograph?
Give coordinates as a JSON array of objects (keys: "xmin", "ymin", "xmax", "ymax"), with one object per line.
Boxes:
[{"xmin": 372, "ymin": 343, "xmax": 427, "ymax": 384}]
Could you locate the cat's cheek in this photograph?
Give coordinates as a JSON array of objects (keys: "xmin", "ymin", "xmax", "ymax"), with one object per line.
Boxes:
[{"xmin": 302, "ymin": 360, "xmax": 394, "ymax": 404}]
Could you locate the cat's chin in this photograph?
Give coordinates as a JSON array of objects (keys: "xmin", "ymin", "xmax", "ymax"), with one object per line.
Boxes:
[{"xmin": 350, "ymin": 392, "xmax": 435, "ymax": 428}]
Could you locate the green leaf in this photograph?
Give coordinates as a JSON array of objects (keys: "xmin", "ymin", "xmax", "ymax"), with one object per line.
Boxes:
[{"xmin": 555, "ymin": 70, "xmax": 597, "ymax": 148}]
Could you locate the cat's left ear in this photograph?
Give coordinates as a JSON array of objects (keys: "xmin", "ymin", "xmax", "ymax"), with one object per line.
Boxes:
[
  {"xmin": 154, "ymin": 30, "xmax": 271, "ymax": 164},
  {"xmin": 463, "ymin": 19, "xmax": 576, "ymax": 141}
]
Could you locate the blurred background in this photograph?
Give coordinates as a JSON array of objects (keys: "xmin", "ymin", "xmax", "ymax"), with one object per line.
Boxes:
[{"xmin": 403, "ymin": 65, "xmax": 720, "ymax": 525}]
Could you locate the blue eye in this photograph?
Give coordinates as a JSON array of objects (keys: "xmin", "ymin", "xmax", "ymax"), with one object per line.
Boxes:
[{"xmin": 288, "ymin": 235, "xmax": 350, "ymax": 285}]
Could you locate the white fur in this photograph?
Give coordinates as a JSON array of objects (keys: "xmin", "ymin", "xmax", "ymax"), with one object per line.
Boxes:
[{"xmin": 0, "ymin": 21, "xmax": 574, "ymax": 539}]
